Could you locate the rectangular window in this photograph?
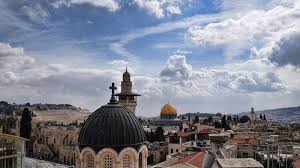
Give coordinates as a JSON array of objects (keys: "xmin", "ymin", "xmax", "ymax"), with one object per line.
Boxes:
[{"xmin": 104, "ymin": 156, "xmax": 112, "ymax": 168}]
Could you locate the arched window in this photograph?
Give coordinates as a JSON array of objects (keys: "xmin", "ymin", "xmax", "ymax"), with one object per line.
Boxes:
[
  {"xmin": 67, "ymin": 156, "xmax": 70, "ymax": 165},
  {"xmin": 87, "ymin": 154, "xmax": 95, "ymax": 168},
  {"xmin": 104, "ymin": 155, "xmax": 112, "ymax": 168},
  {"xmin": 123, "ymin": 154, "xmax": 130, "ymax": 168},
  {"xmin": 139, "ymin": 153, "xmax": 143, "ymax": 168}
]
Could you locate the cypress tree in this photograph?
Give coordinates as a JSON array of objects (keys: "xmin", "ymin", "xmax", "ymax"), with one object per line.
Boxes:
[
  {"xmin": 20, "ymin": 108, "xmax": 32, "ymax": 139},
  {"xmin": 194, "ymin": 115, "xmax": 199, "ymax": 123},
  {"xmin": 154, "ymin": 127, "xmax": 165, "ymax": 142},
  {"xmin": 260, "ymin": 114, "xmax": 263, "ymax": 120}
]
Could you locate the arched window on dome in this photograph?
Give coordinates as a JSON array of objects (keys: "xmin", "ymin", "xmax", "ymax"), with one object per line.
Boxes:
[
  {"xmin": 104, "ymin": 155, "xmax": 113, "ymax": 168},
  {"xmin": 123, "ymin": 154, "xmax": 131, "ymax": 168},
  {"xmin": 87, "ymin": 153, "xmax": 95, "ymax": 168}
]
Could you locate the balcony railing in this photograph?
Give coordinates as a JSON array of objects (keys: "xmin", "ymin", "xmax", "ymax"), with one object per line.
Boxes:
[{"xmin": 0, "ymin": 149, "xmax": 17, "ymax": 157}]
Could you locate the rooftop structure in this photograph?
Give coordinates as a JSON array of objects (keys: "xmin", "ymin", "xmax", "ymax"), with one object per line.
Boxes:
[
  {"xmin": 152, "ymin": 150, "xmax": 215, "ymax": 168},
  {"xmin": 294, "ymin": 157, "xmax": 300, "ymax": 168},
  {"xmin": 216, "ymin": 158, "xmax": 263, "ymax": 168}
]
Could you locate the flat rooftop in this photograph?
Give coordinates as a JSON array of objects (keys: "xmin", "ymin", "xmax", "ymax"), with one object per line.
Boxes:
[{"xmin": 217, "ymin": 158, "xmax": 263, "ymax": 168}]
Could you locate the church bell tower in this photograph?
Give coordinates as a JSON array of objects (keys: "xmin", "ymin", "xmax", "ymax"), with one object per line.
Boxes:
[{"xmin": 115, "ymin": 68, "xmax": 141, "ymax": 114}]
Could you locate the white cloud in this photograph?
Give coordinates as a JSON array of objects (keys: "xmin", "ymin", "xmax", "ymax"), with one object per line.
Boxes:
[
  {"xmin": 166, "ymin": 5, "xmax": 182, "ymax": 15},
  {"xmin": 134, "ymin": 76, "xmax": 163, "ymax": 97},
  {"xmin": 21, "ymin": 4, "xmax": 48, "ymax": 23},
  {"xmin": 264, "ymin": 30, "xmax": 300, "ymax": 67},
  {"xmin": 0, "ymin": 44, "xmax": 296, "ymax": 115},
  {"xmin": 159, "ymin": 54, "xmax": 286, "ymax": 94},
  {"xmin": 133, "ymin": 0, "xmax": 188, "ymax": 18},
  {"xmin": 109, "ymin": 60, "xmax": 134, "ymax": 72},
  {"xmin": 109, "ymin": 12, "xmax": 228, "ymax": 59},
  {"xmin": 110, "ymin": 60, "xmax": 129, "ymax": 67},
  {"xmin": 215, "ymin": 71, "xmax": 285, "ymax": 93},
  {"xmin": 0, "ymin": 72, "xmax": 17, "ymax": 85},
  {"xmin": 160, "ymin": 54, "xmax": 192, "ymax": 81},
  {"xmin": 186, "ymin": 2, "xmax": 300, "ymax": 60},
  {"xmin": 52, "ymin": 0, "xmax": 119, "ymax": 12},
  {"xmin": 0, "ymin": 42, "xmax": 34, "ymax": 71},
  {"xmin": 1, "ymin": 63, "xmax": 122, "ymax": 109}
]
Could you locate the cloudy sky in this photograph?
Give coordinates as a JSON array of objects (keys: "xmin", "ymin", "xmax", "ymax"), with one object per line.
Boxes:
[{"xmin": 0, "ymin": 0, "xmax": 300, "ymax": 117}]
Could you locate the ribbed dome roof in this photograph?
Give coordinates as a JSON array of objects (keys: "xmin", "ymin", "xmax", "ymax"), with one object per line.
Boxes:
[
  {"xmin": 78, "ymin": 103, "xmax": 146, "ymax": 152},
  {"xmin": 161, "ymin": 103, "xmax": 177, "ymax": 115}
]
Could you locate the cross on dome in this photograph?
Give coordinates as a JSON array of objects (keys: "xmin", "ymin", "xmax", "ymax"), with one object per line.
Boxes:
[{"xmin": 109, "ymin": 83, "xmax": 117, "ymax": 104}]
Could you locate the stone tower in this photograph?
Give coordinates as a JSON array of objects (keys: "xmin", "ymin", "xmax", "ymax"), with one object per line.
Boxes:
[
  {"xmin": 115, "ymin": 68, "xmax": 141, "ymax": 114},
  {"xmin": 250, "ymin": 107, "xmax": 256, "ymax": 121}
]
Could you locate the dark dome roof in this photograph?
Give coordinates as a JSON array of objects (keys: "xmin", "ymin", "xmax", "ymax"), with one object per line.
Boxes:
[
  {"xmin": 78, "ymin": 103, "xmax": 146, "ymax": 152},
  {"xmin": 123, "ymin": 70, "xmax": 130, "ymax": 76},
  {"xmin": 123, "ymin": 68, "xmax": 130, "ymax": 78}
]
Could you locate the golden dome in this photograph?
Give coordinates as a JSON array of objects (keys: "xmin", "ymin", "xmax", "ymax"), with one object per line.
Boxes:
[{"xmin": 160, "ymin": 103, "xmax": 177, "ymax": 115}]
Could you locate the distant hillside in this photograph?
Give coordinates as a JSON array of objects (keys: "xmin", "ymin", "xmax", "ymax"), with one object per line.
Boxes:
[
  {"xmin": 0, "ymin": 101, "xmax": 82, "ymax": 115},
  {"xmin": 0, "ymin": 101, "xmax": 90, "ymax": 123},
  {"xmin": 241, "ymin": 106, "xmax": 300, "ymax": 123}
]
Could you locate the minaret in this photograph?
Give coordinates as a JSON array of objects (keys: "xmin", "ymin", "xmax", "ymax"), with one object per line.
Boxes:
[
  {"xmin": 250, "ymin": 107, "xmax": 256, "ymax": 121},
  {"xmin": 115, "ymin": 68, "xmax": 141, "ymax": 114}
]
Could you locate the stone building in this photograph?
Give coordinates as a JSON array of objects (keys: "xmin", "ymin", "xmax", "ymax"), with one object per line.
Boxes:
[
  {"xmin": 147, "ymin": 142, "xmax": 168, "ymax": 165},
  {"xmin": 75, "ymin": 83, "xmax": 148, "ymax": 168},
  {"xmin": 32, "ymin": 124, "xmax": 79, "ymax": 165},
  {"xmin": 115, "ymin": 68, "xmax": 141, "ymax": 114},
  {"xmin": 226, "ymin": 134, "xmax": 259, "ymax": 158}
]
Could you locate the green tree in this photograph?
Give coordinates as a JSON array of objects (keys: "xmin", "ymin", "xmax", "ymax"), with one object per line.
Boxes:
[
  {"xmin": 240, "ymin": 115, "xmax": 250, "ymax": 123},
  {"xmin": 194, "ymin": 115, "xmax": 199, "ymax": 123},
  {"xmin": 227, "ymin": 116, "xmax": 232, "ymax": 121},
  {"xmin": 207, "ymin": 116, "xmax": 213, "ymax": 123},
  {"xmin": 0, "ymin": 117, "xmax": 16, "ymax": 134},
  {"xmin": 214, "ymin": 121, "xmax": 222, "ymax": 128},
  {"xmin": 154, "ymin": 127, "xmax": 165, "ymax": 142},
  {"xmin": 222, "ymin": 115, "xmax": 230, "ymax": 130},
  {"xmin": 259, "ymin": 114, "xmax": 263, "ymax": 120},
  {"xmin": 20, "ymin": 108, "xmax": 32, "ymax": 139}
]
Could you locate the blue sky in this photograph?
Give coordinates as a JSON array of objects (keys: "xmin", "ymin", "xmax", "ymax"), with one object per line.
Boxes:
[{"xmin": 0, "ymin": 0, "xmax": 300, "ymax": 117}]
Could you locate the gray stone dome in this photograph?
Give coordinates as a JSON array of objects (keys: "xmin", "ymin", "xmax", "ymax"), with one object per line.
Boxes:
[{"xmin": 78, "ymin": 103, "xmax": 146, "ymax": 152}]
